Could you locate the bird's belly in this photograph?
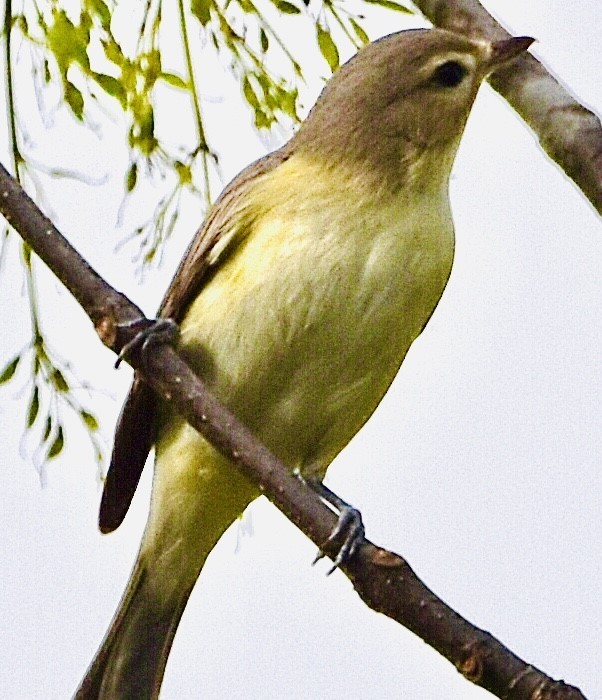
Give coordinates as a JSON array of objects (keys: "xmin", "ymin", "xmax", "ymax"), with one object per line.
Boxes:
[
  {"xmin": 178, "ymin": 208, "xmax": 454, "ymax": 474},
  {"xmin": 268, "ymin": 243, "xmax": 453, "ymax": 469}
]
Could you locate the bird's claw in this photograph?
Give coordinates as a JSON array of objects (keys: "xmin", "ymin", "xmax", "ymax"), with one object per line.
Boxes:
[
  {"xmin": 301, "ymin": 476, "xmax": 365, "ymax": 574},
  {"xmin": 314, "ymin": 504, "xmax": 365, "ymax": 575},
  {"xmin": 115, "ymin": 318, "xmax": 179, "ymax": 369}
]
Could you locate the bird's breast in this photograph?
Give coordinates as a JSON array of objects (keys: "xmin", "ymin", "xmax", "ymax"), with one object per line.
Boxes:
[{"xmin": 178, "ymin": 178, "xmax": 454, "ymax": 470}]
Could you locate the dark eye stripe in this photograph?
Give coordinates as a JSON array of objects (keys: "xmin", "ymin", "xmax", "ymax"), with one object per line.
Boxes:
[{"xmin": 432, "ymin": 61, "xmax": 467, "ymax": 88}]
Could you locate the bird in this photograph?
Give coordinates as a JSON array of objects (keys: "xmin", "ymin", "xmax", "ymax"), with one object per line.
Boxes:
[{"xmin": 75, "ymin": 27, "xmax": 533, "ymax": 699}]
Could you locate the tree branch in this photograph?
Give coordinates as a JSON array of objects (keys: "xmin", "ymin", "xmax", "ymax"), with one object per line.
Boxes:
[
  {"xmin": 0, "ymin": 161, "xmax": 588, "ymax": 699},
  {"xmin": 412, "ymin": 0, "xmax": 602, "ymax": 216}
]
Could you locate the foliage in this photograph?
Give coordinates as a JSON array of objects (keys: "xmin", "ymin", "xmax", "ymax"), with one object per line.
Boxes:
[
  {"xmin": 0, "ymin": 244, "xmax": 103, "ymax": 478},
  {"xmin": 0, "ymin": 0, "xmax": 411, "ymax": 476}
]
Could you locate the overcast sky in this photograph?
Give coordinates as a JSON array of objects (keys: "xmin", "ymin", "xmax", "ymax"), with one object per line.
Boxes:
[{"xmin": 1, "ymin": 2, "xmax": 600, "ymax": 699}]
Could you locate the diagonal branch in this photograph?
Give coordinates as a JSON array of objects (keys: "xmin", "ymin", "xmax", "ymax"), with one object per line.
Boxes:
[
  {"xmin": 411, "ymin": 0, "xmax": 602, "ymax": 216},
  {"xmin": 0, "ymin": 161, "xmax": 588, "ymax": 699}
]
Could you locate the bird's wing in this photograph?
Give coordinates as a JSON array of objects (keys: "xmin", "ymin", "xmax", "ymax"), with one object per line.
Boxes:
[{"xmin": 99, "ymin": 148, "xmax": 290, "ymax": 533}]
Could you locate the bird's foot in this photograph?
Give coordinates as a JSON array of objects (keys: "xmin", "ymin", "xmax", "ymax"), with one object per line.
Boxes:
[
  {"xmin": 303, "ymin": 477, "xmax": 365, "ymax": 575},
  {"xmin": 115, "ymin": 318, "xmax": 179, "ymax": 369}
]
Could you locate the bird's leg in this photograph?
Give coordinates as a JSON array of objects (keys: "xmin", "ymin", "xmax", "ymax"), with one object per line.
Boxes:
[
  {"xmin": 115, "ymin": 318, "xmax": 180, "ymax": 368},
  {"xmin": 301, "ymin": 476, "xmax": 365, "ymax": 575}
]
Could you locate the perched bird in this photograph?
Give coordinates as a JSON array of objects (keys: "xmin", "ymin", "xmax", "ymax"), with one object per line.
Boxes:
[{"xmin": 75, "ymin": 28, "xmax": 533, "ymax": 699}]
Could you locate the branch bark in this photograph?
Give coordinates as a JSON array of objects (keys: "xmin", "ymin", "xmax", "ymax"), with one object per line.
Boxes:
[
  {"xmin": 0, "ymin": 160, "xmax": 589, "ymax": 699},
  {"xmin": 410, "ymin": 0, "xmax": 602, "ymax": 216}
]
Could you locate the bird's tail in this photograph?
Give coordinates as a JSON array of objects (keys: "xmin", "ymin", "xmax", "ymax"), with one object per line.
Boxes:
[
  {"xmin": 74, "ymin": 415, "xmax": 260, "ymax": 699},
  {"xmin": 73, "ymin": 550, "xmax": 196, "ymax": 700}
]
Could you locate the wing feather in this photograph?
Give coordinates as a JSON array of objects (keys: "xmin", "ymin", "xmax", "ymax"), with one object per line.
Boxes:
[{"xmin": 99, "ymin": 148, "xmax": 290, "ymax": 533}]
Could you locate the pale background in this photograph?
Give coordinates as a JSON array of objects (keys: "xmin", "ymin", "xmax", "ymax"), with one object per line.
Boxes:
[{"xmin": 1, "ymin": 2, "xmax": 600, "ymax": 698}]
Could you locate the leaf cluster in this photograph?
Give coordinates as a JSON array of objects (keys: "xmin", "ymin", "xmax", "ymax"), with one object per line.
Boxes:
[
  {"xmin": 0, "ymin": 297, "xmax": 103, "ymax": 479},
  {"xmin": 1, "ymin": 0, "xmax": 411, "ymax": 474}
]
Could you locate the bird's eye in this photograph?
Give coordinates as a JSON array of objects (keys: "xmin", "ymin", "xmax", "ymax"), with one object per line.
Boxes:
[{"xmin": 432, "ymin": 61, "xmax": 467, "ymax": 88}]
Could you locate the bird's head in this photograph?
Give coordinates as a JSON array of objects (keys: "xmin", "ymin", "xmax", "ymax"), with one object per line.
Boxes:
[{"xmin": 294, "ymin": 28, "xmax": 533, "ymax": 190}]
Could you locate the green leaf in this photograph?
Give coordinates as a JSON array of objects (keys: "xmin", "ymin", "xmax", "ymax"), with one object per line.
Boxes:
[
  {"xmin": 272, "ymin": 0, "xmax": 301, "ymax": 14},
  {"xmin": 280, "ymin": 87, "xmax": 298, "ymax": 119},
  {"xmin": 349, "ymin": 18, "xmax": 369, "ymax": 45},
  {"xmin": 93, "ymin": 72, "xmax": 126, "ymax": 107},
  {"xmin": 362, "ymin": 0, "xmax": 412, "ymax": 13},
  {"xmin": 52, "ymin": 368, "xmax": 69, "ymax": 392},
  {"xmin": 86, "ymin": 0, "xmax": 112, "ymax": 30},
  {"xmin": 191, "ymin": 0, "xmax": 212, "ymax": 26},
  {"xmin": 80, "ymin": 9, "xmax": 93, "ymax": 34},
  {"xmin": 143, "ymin": 50, "xmax": 161, "ymax": 86},
  {"xmin": 238, "ymin": 0, "xmax": 256, "ymax": 12},
  {"xmin": 135, "ymin": 104, "xmax": 158, "ymax": 156},
  {"xmin": 81, "ymin": 410, "xmax": 99, "ymax": 431},
  {"xmin": 27, "ymin": 386, "xmax": 40, "ymax": 428},
  {"xmin": 259, "ymin": 28, "xmax": 269, "ymax": 53},
  {"xmin": 47, "ymin": 426, "xmax": 64, "ymax": 459},
  {"xmin": 254, "ymin": 109, "xmax": 271, "ymax": 129},
  {"xmin": 160, "ymin": 72, "xmax": 189, "ymax": 90},
  {"xmin": 22, "ymin": 242, "xmax": 32, "ymax": 267},
  {"xmin": 143, "ymin": 249, "xmax": 156, "ymax": 264},
  {"xmin": 64, "ymin": 80, "xmax": 85, "ymax": 120},
  {"xmin": 47, "ymin": 9, "xmax": 91, "ymax": 74},
  {"xmin": 126, "ymin": 162, "xmax": 137, "ymax": 192},
  {"xmin": 316, "ymin": 24, "xmax": 339, "ymax": 72},
  {"xmin": 242, "ymin": 75, "xmax": 260, "ymax": 109},
  {"xmin": 102, "ymin": 36, "xmax": 125, "ymax": 67},
  {"xmin": 13, "ymin": 13, "xmax": 30, "ymax": 36},
  {"xmin": 42, "ymin": 415, "xmax": 52, "ymax": 442},
  {"xmin": 175, "ymin": 161, "xmax": 192, "ymax": 186},
  {"xmin": 0, "ymin": 355, "xmax": 20, "ymax": 384}
]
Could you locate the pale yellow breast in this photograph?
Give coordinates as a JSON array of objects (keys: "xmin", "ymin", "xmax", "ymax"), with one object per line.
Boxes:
[{"xmin": 177, "ymin": 154, "xmax": 455, "ymax": 472}]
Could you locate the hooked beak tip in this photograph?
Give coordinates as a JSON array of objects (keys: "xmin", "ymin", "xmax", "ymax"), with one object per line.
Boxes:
[{"xmin": 487, "ymin": 36, "xmax": 535, "ymax": 72}]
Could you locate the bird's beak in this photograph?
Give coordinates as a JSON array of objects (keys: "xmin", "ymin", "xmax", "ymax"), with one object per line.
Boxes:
[{"xmin": 485, "ymin": 36, "xmax": 535, "ymax": 73}]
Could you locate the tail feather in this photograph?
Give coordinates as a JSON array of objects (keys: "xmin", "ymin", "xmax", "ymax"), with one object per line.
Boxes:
[
  {"xmin": 76, "ymin": 418, "xmax": 259, "ymax": 698},
  {"xmin": 73, "ymin": 558, "xmax": 194, "ymax": 700}
]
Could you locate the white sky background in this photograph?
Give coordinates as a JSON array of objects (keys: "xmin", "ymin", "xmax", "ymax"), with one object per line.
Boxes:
[{"xmin": 1, "ymin": 1, "xmax": 601, "ymax": 698}]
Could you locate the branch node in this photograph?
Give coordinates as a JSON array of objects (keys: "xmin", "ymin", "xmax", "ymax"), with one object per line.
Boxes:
[
  {"xmin": 370, "ymin": 547, "xmax": 404, "ymax": 568},
  {"xmin": 459, "ymin": 640, "xmax": 487, "ymax": 682},
  {"xmin": 95, "ymin": 313, "xmax": 118, "ymax": 347}
]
